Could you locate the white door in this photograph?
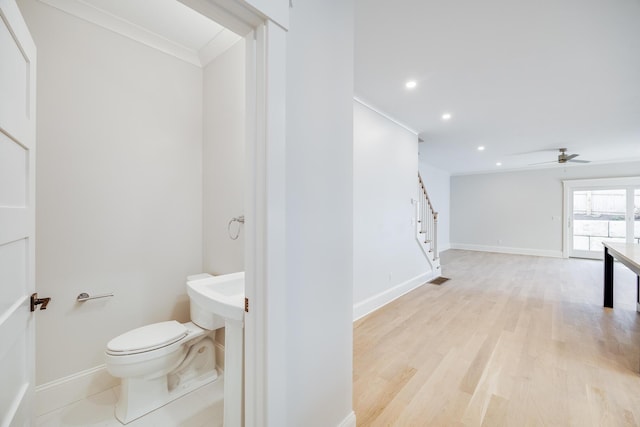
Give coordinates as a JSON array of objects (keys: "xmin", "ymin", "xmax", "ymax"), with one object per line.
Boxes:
[{"xmin": 0, "ymin": 0, "xmax": 37, "ymax": 425}]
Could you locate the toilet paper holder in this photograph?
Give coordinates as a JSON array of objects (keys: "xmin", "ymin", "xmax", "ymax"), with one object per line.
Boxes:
[{"xmin": 77, "ymin": 292, "xmax": 114, "ymax": 302}]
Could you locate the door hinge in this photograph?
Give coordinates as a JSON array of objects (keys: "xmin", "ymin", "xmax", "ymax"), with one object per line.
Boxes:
[
  {"xmin": 30, "ymin": 293, "xmax": 51, "ymax": 312},
  {"xmin": 245, "ymin": 297, "xmax": 249, "ymax": 313}
]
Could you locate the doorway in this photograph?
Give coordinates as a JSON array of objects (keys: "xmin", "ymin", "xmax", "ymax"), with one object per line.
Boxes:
[
  {"xmin": 563, "ymin": 178, "xmax": 640, "ymax": 259},
  {"xmin": 5, "ymin": 0, "xmax": 274, "ymax": 424}
]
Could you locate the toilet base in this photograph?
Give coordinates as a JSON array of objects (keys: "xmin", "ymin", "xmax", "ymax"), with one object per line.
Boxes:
[
  {"xmin": 113, "ymin": 335, "xmax": 218, "ymax": 425},
  {"xmin": 115, "ymin": 369, "xmax": 218, "ymax": 424}
]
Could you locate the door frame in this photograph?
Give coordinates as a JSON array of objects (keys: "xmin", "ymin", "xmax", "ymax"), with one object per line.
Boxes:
[
  {"xmin": 562, "ymin": 176, "xmax": 640, "ymax": 259},
  {"xmin": 177, "ymin": 1, "xmax": 288, "ymax": 426}
]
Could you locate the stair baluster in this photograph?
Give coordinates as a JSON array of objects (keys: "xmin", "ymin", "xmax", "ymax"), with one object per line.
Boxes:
[{"xmin": 417, "ymin": 173, "xmax": 440, "ymax": 267}]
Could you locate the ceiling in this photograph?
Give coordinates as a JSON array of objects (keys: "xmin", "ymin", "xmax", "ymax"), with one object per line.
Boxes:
[
  {"xmin": 41, "ymin": 0, "xmax": 240, "ymax": 67},
  {"xmin": 355, "ymin": 0, "xmax": 640, "ymax": 174},
  {"xmin": 40, "ymin": 0, "xmax": 640, "ymax": 174}
]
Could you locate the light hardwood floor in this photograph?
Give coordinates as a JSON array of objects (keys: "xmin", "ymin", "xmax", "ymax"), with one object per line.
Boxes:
[{"xmin": 353, "ymin": 250, "xmax": 640, "ymax": 426}]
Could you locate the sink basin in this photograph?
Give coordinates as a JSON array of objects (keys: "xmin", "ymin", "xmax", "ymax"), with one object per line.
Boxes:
[{"xmin": 187, "ymin": 272, "xmax": 245, "ymax": 324}]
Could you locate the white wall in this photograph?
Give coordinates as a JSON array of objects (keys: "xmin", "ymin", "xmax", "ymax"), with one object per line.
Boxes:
[
  {"xmin": 285, "ymin": 0, "xmax": 354, "ymax": 425},
  {"xmin": 418, "ymin": 159, "xmax": 451, "ymax": 252},
  {"xmin": 451, "ymin": 161, "xmax": 640, "ymax": 256},
  {"xmin": 353, "ymin": 101, "xmax": 430, "ymax": 317},
  {"xmin": 19, "ymin": 0, "xmax": 203, "ymax": 385},
  {"xmin": 203, "ymin": 40, "xmax": 245, "ymax": 275}
]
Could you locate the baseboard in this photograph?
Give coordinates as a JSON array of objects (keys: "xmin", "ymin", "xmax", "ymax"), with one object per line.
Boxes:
[
  {"xmin": 35, "ymin": 365, "xmax": 119, "ymax": 416},
  {"xmin": 353, "ymin": 271, "xmax": 436, "ymax": 321},
  {"xmin": 449, "ymin": 243, "xmax": 562, "ymax": 258},
  {"xmin": 337, "ymin": 411, "xmax": 356, "ymax": 427}
]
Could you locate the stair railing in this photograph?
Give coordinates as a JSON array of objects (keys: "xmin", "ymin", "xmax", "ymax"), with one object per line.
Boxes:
[{"xmin": 417, "ymin": 173, "xmax": 439, "ymax": 261}]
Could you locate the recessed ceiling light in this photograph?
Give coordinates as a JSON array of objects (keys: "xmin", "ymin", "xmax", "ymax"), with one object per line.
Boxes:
[
  {"xmin": 441, "ymin": 113, "xmax": 452, "ymax": 121},
  {"xmin": 496, "ymin": 162, "xmax": 502, "ymax": 166},
  {"xmin": 477, "ymin": 146, "xmax": 485, "ymax": 151},
  {"xmin": 405, "ymin": 80, "xmax": 417, "ymax": 89}
]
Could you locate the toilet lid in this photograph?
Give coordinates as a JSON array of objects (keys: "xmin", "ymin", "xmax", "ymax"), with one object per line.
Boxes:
[{"xmin": 107, "ymin": 321, "xmax": 188, "ymax": 354}]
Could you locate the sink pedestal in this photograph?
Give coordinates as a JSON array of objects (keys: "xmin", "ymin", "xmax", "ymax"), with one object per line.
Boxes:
[
  {"xmin": 223, "ymin": 318, "xmax": 243, "ymax": 427},
  {"xmin": 186, "ymin": 272, "xmax": 245, "ymax": 427}
]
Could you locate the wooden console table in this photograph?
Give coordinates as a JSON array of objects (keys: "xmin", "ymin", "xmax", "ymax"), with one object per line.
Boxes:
[{"xmin": 603, "ymin": 242, "xmax": 640, "ymax": 309}]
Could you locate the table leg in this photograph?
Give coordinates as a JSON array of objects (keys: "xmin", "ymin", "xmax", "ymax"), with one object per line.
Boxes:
[
  {"xmin": 604, "ymin": 247, "xmax": 614, "ymax": 308},
  {"xmin": 637, "ymin": 275, "xmax": 640, "ymax": 313}
]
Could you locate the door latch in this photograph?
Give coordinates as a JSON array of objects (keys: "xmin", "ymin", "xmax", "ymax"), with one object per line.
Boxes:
[{"xmin": 30, "ymin": 293, "xmax": 51, "ymax": 312}]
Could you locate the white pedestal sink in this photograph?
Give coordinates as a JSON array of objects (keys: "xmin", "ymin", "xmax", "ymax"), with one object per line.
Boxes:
[{"xmin": 187, "ymin": 272, "xmax": 244, "ymax": 427}]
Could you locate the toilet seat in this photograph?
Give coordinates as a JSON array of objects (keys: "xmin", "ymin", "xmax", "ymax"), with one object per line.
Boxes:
[{"xmin": 107, "ymin": 321, "xmax": 188, "ymax": 356}]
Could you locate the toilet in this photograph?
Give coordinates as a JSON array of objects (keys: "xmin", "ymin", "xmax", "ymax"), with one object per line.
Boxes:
[{"xmin": 105, "ymin": 275, "xmax": 222, "ymax": 424}]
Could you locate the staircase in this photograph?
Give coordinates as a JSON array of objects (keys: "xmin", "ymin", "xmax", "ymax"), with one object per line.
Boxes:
[{"xmin": 416, "ymin": 173, "xmax": 440, "ymax": 272}]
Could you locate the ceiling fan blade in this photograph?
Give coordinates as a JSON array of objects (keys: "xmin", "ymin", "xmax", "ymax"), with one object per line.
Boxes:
[
  {"xmin": 568, "ymin": 159, "xmax": 590, "ymax": 163},
  {"xmin": 513, "ymin": 148, "xmax": 563, "ymax": 156},
  {"xmin": 528, "ymin": 160, "xmax": 558, "ymax": 166},
  {"xmin": 564, "ymin": 153, "xmax": 579, "ymax": 161}
]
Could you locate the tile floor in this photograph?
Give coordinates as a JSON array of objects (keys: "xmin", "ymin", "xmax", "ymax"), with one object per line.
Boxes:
[{"xmin": 36, "ymin": 378, "xmax": 224, "ymax": 427}]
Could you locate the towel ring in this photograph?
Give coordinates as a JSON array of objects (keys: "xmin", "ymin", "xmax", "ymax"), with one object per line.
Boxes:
[{"xmin": 228, "ymin": 215, "xmax": 245, "ymax": 240}]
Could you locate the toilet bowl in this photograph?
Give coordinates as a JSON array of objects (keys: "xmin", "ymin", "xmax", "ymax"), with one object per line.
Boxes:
[{"xmin": 105, "ymin": 320, "xmax": 218, "ymax": 424}]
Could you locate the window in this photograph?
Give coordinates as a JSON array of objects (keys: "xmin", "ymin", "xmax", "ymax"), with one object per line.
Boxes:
[{"xmin": 563, "ymin": 178, "xmax": 640, "ymax": 259}]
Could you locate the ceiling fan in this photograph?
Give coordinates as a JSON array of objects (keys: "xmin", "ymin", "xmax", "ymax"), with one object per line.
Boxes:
[{"xmin": 530, "ymin": 148, "xmax": 591, "ymax": 165}]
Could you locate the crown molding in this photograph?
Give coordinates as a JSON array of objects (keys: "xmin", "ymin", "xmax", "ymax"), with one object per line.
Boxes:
[
  {"xmin": 199, "ymin": 28, "xmax": 242, "ymax": 67},
  {"xmin": 353, "ymin": 96, "xmax": 418, "ymax": 135},
  {"xmin": 39, "ymin": 0, "xmax": 239, "ymax": 67}
]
